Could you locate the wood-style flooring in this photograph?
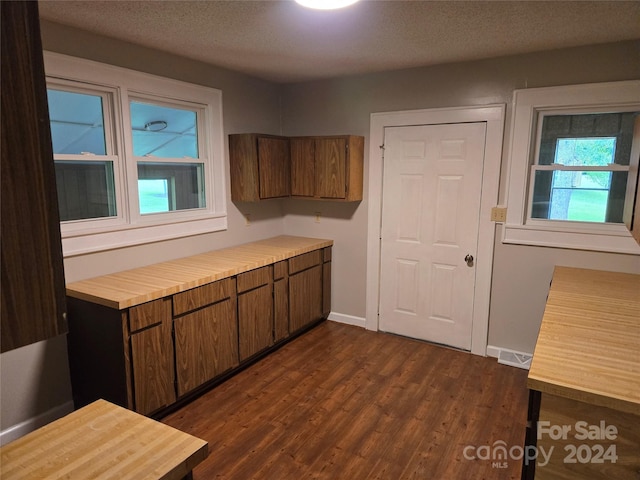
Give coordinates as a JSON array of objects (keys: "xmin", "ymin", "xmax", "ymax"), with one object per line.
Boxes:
[{"xmin": 162, "ymin": 321, "xmax": 529, "ymax": 479}]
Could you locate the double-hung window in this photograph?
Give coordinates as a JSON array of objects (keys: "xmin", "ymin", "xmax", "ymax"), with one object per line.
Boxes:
[
  {"xmin": 44, "ymin": 52, "xmax": 226, "ymax": 256},
  {"xmin": 504, "ymin": 81, "xmax": 640, "ymax": 254},
  {"xmin": 530, "ymin": 112, "xmax": 635, "ymax": 224}
]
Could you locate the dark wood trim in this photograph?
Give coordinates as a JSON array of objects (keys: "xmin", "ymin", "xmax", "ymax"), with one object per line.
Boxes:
[{"xmin": 1, "ymin": 0, "xmax": 67, "ymax": 353}]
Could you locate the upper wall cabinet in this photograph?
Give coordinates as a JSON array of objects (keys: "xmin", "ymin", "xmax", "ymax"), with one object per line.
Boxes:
[
  {"xmin": 229, "ymin": 134, "xmax": 364, "ymax": 202},
  {"xmin": 229, "ymin": 134, "xmax": 291, "ymax": 202},
  {"xmin": 1, "ymin": 1, "xmax": 67, "ymax": 352},
  {"xmin": 291, "ymin": 136, "xmax": 364, "ymax": 201}
]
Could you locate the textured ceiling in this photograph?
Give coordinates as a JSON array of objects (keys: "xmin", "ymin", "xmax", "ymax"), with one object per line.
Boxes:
[{"xmin": 38, "ymin": 0, "xmax": 640, "ymax": 83}]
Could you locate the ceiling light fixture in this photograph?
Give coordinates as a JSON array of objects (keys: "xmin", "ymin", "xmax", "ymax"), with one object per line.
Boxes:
[
  {"xmin": 295, "ymin": 0, "xmax": 359, "ymax": 10},
  {"xmin": 144, "ymin": 120, "xmax": 168, "ymax": 132}
]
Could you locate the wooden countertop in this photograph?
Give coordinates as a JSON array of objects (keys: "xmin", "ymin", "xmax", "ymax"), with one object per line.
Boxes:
[
  {"xmin": 66, "ymin": 235, "xmax": 333, "ymax": 310},
  {"xmin": 528, "ymin": 266, "xmax": 640, "ymax": 416},
  {"xmin": 0, "ymin": 399, "xmax": 207, "ymax": 480}
]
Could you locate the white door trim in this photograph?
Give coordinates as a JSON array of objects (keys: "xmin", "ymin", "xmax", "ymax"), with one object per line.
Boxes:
[{"xmin": 366, "ymin": 105, "xmax": 506, "ymax": 356}]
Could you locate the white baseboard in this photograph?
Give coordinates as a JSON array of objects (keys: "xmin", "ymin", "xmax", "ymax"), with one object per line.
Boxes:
[
  {"xmin": 486, "ymin": 345, "xmax": 501, "ymax": 358},
  {"xmin": 328, "ymin": 312, "xmax": 366, "ymax": 328},
  {"xmin": 1, "ymin": 401, "xmax": 74, "ymax": 446}
]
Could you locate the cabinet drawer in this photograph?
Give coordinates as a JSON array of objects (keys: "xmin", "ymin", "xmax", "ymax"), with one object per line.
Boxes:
[
  {"xmin": 129, "ymin": 298, "xmax": 166, "ymax": 332},
  {"xmin": 289, "ymin": 250, "xmax": 322, "ymax": 275},
  {"xmin": 273, "ymin": 261, "xmax": 288, "ymax": 280},
  {"xmin": 173, "ymin": 278, "xmax": 234, "ymax": 316},
  {"xmin": 237, "ymin": 266, "xmax": 272, "ymax": 293}
]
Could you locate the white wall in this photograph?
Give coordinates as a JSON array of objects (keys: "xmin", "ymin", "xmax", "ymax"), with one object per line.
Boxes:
[{"xmin": 279, "ymin": 40, "xmax": 640, "ymax": 353}]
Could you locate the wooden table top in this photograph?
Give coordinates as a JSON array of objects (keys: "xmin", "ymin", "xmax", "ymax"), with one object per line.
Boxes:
[
  {"xmin": 0, "ymin": 399, "xmax": 208, "ymax": 480},
  {"xmin": 66, "ymin": 235, "xmax": 333, "ymax": 309},
  {"xmin": 528, "ymin": 266, "xmax": 640, "ymax": 416}
]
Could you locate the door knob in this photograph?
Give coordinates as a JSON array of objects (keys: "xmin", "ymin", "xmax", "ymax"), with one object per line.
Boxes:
[{"xmin": 464, "ymin": 254, "xmax": 474, "ymax": 267}]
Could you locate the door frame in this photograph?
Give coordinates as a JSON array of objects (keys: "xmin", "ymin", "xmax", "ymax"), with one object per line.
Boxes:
[{"xmin": 366, "ymin": 105, "xmax": 505, "ymax": 356}]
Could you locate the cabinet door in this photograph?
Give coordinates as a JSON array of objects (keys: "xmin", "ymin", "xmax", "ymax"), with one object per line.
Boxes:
[
  {"xmin": 289, "ymin": 265, "xmax": 323, "ymax": 333},
  {"xmin": 129, "ymin": 298, "xmax": 175, "ymax": 415},
  {"xmin": 315, "ymin": 138, "xmax": 347, "ymax": 199},
  {"xmin": 290, "ymin": 137, "xmax": 315, "ymax": 197},
  {"xmin": 238, "ymin": 285, "xmax": 274, "ymax": 361},
  {"xmin": 1, "ymin": 1, "xmax": 67, "ymax": 352},
  {"xmin": 536, "ymin": 393, "xmax": 640, "ymax": 479},
  {"xmin": 258, "ymin": 136, "xmax": 290, "ymax": 199},
  {"xmin": 274, "ymin": 279, "xmax": 289, "ymax": 342},
  {"xmin": 323, "ymin": 249, "xmax": 332, "ymax": 318},
  {"xmin": 174, "ymin": 297, "xmax": 238, "ymax": 397},
  {"xmin": 238, "ymin": 266, "xmax": 273, "ymax": 361},
  {"xmin": 274, "ymin": 260, "xmax": 289, "ymax": 342}
]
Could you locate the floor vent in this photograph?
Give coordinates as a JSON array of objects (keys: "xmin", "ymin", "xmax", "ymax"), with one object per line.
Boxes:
[{"xmin": 498, "ymin": 350, "xmax": 532, "ymax": 370}]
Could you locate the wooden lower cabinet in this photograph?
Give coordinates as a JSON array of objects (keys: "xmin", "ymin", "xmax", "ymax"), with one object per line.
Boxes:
[
  {"xmin": 523, "ymin": 391, "xmax": 640, "ymax": 480},
  {"xmin": 532, "ymin": 393, "xmax": 640, "ymax": 480},
  {"xmin": 130, "ymin": 298, "xmax": 175, "ymax": 415},
  {"xmin": 66, "ymin": 245, "xmax": 331, "ymax": 416},
  {"xmin": 237, "ymin": 266, "xmax": 273, "ymax": 362},
  {"xmin": 289, "ymin": 253, "xmax": 323, "ymax": 333},
  {"xmin": 274, "ymin": 261, "xmax": 290, "ymax": 342},
  {"xmin": 322, "ymin": 247, "xmax": 332, "ymax": 318},
  {"xmin": 174, "ymin": 296, "xmax": 238, "ymax": 397}
]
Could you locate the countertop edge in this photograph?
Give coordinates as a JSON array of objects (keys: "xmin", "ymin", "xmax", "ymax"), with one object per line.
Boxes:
[
  {"xmin": 527, "ymin": 376, "xmax": 640, "ymax": 417},
  {"xmin": 66, "ymin": 236, "xmax": 333, "ymax": 310}
]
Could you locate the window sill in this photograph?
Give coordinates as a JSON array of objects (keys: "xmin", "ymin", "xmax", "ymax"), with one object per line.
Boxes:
[
  {"xmin": 502, "ymin": 223, "xmax": 640, "ymax": 254},
  {"xmin": 61, "ymin": 215, "xmax": 227, "ymax": 257}
]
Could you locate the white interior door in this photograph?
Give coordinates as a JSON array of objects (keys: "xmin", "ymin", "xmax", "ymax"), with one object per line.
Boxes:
[{"xmin": 379, "ymin": 122, "xmax": 486, "ymax": 350}]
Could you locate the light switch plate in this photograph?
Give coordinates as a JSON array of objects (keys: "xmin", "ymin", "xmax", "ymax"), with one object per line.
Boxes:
[{"xmin": 491, "ymin": 206, "xmax": 507, "ymax": 222}]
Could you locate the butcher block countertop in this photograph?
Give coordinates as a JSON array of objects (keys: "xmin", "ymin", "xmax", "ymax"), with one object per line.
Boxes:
[
  {"xmin": 527, "ymin": 266, "xmax": 640, "ymax": 416},
  {"xmin": 66, "ymin": 235, "xmax": 333, "ymax": 310},
  {"xmin": 0, "ymin": 399, "xmax": 207, "ymax": 480}
]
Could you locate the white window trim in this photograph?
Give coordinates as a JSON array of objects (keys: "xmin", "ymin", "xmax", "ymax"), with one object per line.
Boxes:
[
  {"xmin": 44, "ymin": 52, "xmax": 227, "ymax": 257},
  {"xmin": 503, "ymin": 80, "xmax": 640, "ymax": 255}
]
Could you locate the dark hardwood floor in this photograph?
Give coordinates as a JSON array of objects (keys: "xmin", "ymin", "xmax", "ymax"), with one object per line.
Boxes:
[{"xmin": 162, "ymin": 321, "xmax": 529, "ymax": 479}]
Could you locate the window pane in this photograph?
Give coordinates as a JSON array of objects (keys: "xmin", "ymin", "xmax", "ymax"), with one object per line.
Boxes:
[
  {"xmin": 538, "ymin": 112, "xmax": 637, "ymax": 166},
  {"xmin": 554, "ymin": 137, "xmax": 616, "ymax": 166},
  {"xmin": 139, "ymin": 179, "xmax": 170, "ymax": 214},
  {"xmin": 532, "ymin": 170, "xmax": 628, "ymax": 223},
  {"xmin": 130, "ymin": 102, "xmax": 198, "ymax": 158},
  {"xmin": 47, "ymin": 89, "xmax": 107, "ymax": 155},
  {"xmin": 55, "ymin": 161, "xmax": 116, "ymax": 221},
  {"xmin": 137, "ymin": 162, "xmax": 205, "ymax": 214}
]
